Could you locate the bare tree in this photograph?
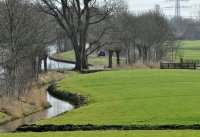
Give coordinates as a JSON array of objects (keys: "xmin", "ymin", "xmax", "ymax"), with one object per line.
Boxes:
[
  {"xmin": 0, "ymin": 0, "xmax": 53, "ymax": 97},
  {"xmin": 116, "ymin": 10, "xmax": 137, "ymax": 64},
  {"xmin": 128, "ymin": 11, "xmax": 176, "ymax": 63},
  {"xmin": 35, "ymin": 0, "xmax": 123, "ymax": 71},
  {"xmin": 108, "ymin": 9, "xmax": 177, "ymax": 65}
]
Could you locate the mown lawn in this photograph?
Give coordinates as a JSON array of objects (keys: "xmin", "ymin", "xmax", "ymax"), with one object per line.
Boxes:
[
  {"xmin": 2, "ymin": 130, "xmax": 200, "ymax": 137},
  {"xmin": 181, "ymin": 40, "xmax": 200, "ymax": 59},
  {"xmin": 37, "ymin": 69, "xmax": 200, "ymax": 126},
  {"xmin": 53, "ymin": 51, "xmax": 125, "ymax": 67}
]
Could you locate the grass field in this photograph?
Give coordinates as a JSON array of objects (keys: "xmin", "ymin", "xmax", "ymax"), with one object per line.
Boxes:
[
  {"xmin": 2, "ymin": 130, "xmax": 200, "ymax": 137},
  {"xmin": 2, "ymin": 42, "xmax": 200, "ymax": 136},
  {"xmin": 53, "ymin": 51, "xmax": 124, "ymax": 67},
  {"xmin": 37, "ymin": 69, "xmax": 200, "ymax": 126},
  {"xmin": 180, "ymin": 40, "xmax": 200, "ymax": 59},
  {"xmin": 54, "ymin": 41, "xmax": 200, "ymax": 65}
]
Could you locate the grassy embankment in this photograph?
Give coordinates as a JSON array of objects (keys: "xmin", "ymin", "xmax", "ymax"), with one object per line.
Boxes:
[
  {"xmin": 2, "ymin": 41, "xmax": 200, "ymax": 136},
  {"xmin": 7, "ymin": 69, "xmax": 199, "ymax": 136},
  {"xmin": 2, "ymin": 70, "xmax": 200, "ymax": 136},
  {"xmin": 37, "ymin": 69, "xmax": 200, "ymax": 126},
  {"xmin": 0, "ymin": 71, "xmax": 66, "ymax": 125},
  {"xmin": 53, "ymin": 51, "xmax": 125, "ymax": 68},
  {"xmin": 2, "ymin": 130, "xmax": 200, "ymax": 137}
]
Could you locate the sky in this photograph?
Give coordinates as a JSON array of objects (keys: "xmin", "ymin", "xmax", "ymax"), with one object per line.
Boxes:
[{"xmin": 127, "ymin": 0, "xmax": 200, "ymax": 19}]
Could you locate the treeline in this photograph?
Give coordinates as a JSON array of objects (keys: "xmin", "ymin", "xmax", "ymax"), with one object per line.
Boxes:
[
  {"xmin": 0, "ymin": 0, "xmax": 53, "ymax": 97},
  {"xmin": 44, "ymin": 0, "xmax": 178, "ymax": 69},
  {"xmin": 105, "ymin": 10, "xmax": 178, "ymax": 67},
  {"xmin": 0, "ymin": 0, "xmax": 179, "ymax": 96}
]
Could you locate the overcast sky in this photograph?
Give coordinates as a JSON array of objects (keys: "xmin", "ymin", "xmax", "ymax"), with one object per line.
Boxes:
[{"xmin": 127, "ymin": 0, "xmax": 200, "ymax": 19}]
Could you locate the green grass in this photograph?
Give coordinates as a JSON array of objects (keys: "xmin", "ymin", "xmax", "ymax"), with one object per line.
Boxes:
[
  {"xmin": 2, "ymin": 130, "xmax": 200, "ymax": 137},
  {"xmin": 180, "ymin": 40, "xmax": 200, "ymax": 59},
  {"xmin": 53, "ymin": 51, "xmax": 124, "ymax": 67},
  {"xmin": 37, "ymin": 69, "xmax": 200, "ymax": 126},
  {"xmin": 53, "ymin": 51, "xmax": 76, "ymax": 61}
]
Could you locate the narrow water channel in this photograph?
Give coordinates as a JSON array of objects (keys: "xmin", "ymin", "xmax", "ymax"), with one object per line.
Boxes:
[
  {"xmin": 0, "ymin": 45, "xmax": 75, "ymax": 132},
  {"xmin": 0, "ymin": 89, "xmax": 74, "ymax": 133}
]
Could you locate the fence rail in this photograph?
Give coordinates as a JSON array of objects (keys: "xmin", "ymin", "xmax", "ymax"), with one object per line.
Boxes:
[
  {"xmin": 160, "ymin": 62, "xmax": 196, "ymax": 69},
  {"xmin": 182, "ymin": 59, "xmax": 200, "ymax": 67}
]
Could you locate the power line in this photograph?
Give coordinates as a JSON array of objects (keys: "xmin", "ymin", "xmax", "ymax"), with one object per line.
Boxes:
[
  {"xmin": 166, "ymin": 0, "xmax": 189, "ymax": 17},
  {"xmin": 190, "ymin": 8, "xmax": 200, "ymax": 21},
  {"xmin": 130, "ymin": 1, "xmax": 200, "ymax": 20}
]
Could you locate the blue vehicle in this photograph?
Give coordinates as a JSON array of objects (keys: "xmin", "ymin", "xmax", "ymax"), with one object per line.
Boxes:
[{"xmin": 97, "ymin": 50, "xmax": 106, "ymax": 57}]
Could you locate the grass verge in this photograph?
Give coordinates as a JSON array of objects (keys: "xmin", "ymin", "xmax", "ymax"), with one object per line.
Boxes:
[
  {"xmin": 36, "ymin": 69, "xmax": 200, "ymax": 126},
  {"xmin": 3, "ymin": 130, "xmax": 200, "ymax": 137}
]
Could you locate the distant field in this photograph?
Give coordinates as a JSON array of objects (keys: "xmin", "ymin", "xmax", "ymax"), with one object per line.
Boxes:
[
  {"xmin": 37, "ymin": 70, "xmax": 200, "ymax": 126},
  {"xmin": 180, "ymin": 40, "xmax": 200, "ymax": 59},
  {"xmin": 53, "ymin": 51, "xmax": 125, "ymax": 67},
  {"xmin": 2, "ymin": 130, "xmax": 200, "ymax": 137},
  {"xmin": 54, "ymin": 41, "xmax": 200, "ymax": 65},
  {"xmin": 53, "ymin": 51, "xmax": 112, "ymax": 67}
]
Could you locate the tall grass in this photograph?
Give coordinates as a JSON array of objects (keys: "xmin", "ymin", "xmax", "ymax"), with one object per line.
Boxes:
[{"xmin": 0, "ymin": 71, "xmax": 65, "ymax": 122}]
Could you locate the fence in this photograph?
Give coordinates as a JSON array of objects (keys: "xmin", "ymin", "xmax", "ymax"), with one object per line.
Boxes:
[
  {"xmin": 182, "ymin": 59, "xmax": 200, "ymax": 67},
  {"xmin": 160, "ymin": 62, "xmax": 196, "ymax": 69}
]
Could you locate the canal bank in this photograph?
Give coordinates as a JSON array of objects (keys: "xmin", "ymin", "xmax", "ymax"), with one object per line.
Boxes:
[
  {"xmin": 0, "ymin": 86, "xmax": 74, "ymax": 132},
  {"xmin": 0, "ymin": 71, "xmax": 74, "ymax": 133},
  {"xmin": 0, "ymin": 51, "xmax": 75, "ymax": 132}
]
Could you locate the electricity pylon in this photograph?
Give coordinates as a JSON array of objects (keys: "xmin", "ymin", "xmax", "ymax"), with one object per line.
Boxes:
[{"xmin": 166, "ymin": 0, "xmax": 189, "ymax": 17}]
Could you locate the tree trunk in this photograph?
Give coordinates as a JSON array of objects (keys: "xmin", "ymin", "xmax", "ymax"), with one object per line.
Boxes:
[
  {"xmin": 38, "ymin": 59, "xmax": 42, "ymax": 73},
  {"xmin": 143, "ymin": 47, "xmax": 148, "ymax": 63},
  {"xmin": 74, "ymin": 50, "xmax": 82, "ymax": 71},
  {"xmin": 138, "ymin": 46, "xmax": 142, "ymax": 61},
  {"xmin": 125, "ymin": 46, "xmax": 130, "ymax": 65},
  {"xmin": 44, "ymin": 57, "xmax": 47, "ymax": 72},
  {"xmin": 108, "ymin": 50, "xmax": 113, "ymax": 68},
  {"xmin": 82, "ymin": 54, "xmax": 89, "ymax": 69},
  {"xmin": 64, "ymin": 38, "xmax": 68, "ymax": 52},
  {"xmin": 133, "ymin": 44, "xmax": 136, "ymax": 63},
  {"xmin": 57, "ymin": 40, "xmax": 62, "ymax": 53},
  {"xmin": 116, "ymin": 50, "xmax": 120, "ymax": 66}
]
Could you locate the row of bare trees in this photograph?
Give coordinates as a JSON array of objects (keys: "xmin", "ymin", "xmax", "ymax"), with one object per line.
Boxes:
[
  {"xmin": 35, "ymin": 0, "xmax": 123, "ymax": 71},
  {"xmin": 0, "ymin": 0, "xmax": 121, "ymax": 96},
  {"xmin": 41, "ymin": 0, "xmax": 178, "ymax": 69},
  {"xmin": 0, "ymin": 0, "xmax": 179, "ymax": 96},
  {"xmin": 0, "ymin": 0, "xmax": 53, "ymax": 97},
  {"xmin": 103, "ymin": 9, "xmax": 178, "ymax": 68}
]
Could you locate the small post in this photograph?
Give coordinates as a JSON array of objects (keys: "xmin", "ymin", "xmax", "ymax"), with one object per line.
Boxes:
[
  {"xmin": 160, "ymin": 62, "xmax": 162, "ymax": 69},
  {"xmin": 180, "ymin": 58, "xmax": 183, "ymax": 69},
  {"xmin": 180, "ymin": 58, "xmax": 183, "ymax": 64}
]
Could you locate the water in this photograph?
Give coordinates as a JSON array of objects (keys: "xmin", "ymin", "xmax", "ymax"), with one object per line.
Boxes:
[
  {"xmin": 42, "ymin": 45, "xmax": 75, "ymax": 70},
  {"xmin": 0, "ymin": 45, "xmax": 75, "ymax": 132},
  {"xmin": 0, "ymin": 67, "xmax": 4, "ymax": 75},
  {"xmin": 0, "ymin": 89, "xmax": 74, "ymax": 133},
  {"xmin": 42, "ymin": 58, "xmax": 75, "ymax": 70}
]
